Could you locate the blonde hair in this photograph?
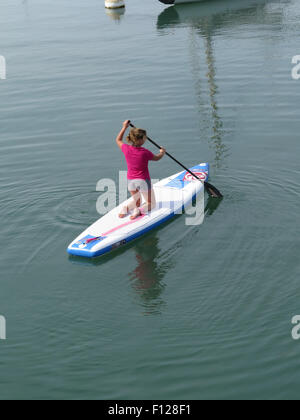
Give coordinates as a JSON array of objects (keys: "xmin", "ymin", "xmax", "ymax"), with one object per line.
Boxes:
[{"xmin": 127, "ymin": 128, "xmax": 147, "ymax": 147}]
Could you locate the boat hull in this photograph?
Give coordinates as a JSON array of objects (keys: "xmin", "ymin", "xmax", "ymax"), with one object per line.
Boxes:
[{"xmin": 159, "ymin": 0, "xmax": 207, "ymax": 5}]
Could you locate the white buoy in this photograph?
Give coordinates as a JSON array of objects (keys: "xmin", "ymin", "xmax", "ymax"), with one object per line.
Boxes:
[{"xmin": 105, "ymin": 0, "xmax": 125, "ymax": 9}]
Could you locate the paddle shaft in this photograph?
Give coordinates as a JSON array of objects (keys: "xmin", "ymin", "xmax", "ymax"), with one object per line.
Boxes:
[
  {"xmin": 129, "ymin": 123, "xmax": 204, "ymax": 183},
  {"xmin": 129, "ymin": 122, "xmax": 223, "ymax": 198}
]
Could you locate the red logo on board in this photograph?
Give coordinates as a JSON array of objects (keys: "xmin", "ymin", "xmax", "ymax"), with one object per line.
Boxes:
[{"xmin": 183, "ymin": 171, "xmax": 208, "ymax": 182}]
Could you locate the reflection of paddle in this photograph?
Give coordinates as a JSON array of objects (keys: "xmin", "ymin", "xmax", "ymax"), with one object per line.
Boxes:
[
  {"xmin": 129, "ymin": 122, "xmax": 223, "ymax": 198},
  {"xmin": 205, "ymin": 196, "xmax": 223, "ymax": 217}
]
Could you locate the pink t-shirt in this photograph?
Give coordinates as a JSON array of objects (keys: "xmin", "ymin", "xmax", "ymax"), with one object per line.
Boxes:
[{"xmin": 122, "ymin": 143, "xmax": 154, "ymax": 180}]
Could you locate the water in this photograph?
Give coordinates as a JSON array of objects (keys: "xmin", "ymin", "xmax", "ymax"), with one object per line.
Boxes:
[{"xmin": 0, "ymin": 0, "xmax": 300, "ymax": 400}]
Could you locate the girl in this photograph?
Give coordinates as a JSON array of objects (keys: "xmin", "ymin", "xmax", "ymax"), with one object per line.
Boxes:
[{"xmin": 116, "ymin": 120, "xmax": 166, "ymax": 220}]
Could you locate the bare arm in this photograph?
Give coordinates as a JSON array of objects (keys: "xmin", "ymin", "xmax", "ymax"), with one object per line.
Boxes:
[
  {"xmin": 116, "ymin": 120, "xmax": 130, "ymax": 150},
  {"xmin": 152, "ymin": 148, "xmax": 166, "ymax": 161}
]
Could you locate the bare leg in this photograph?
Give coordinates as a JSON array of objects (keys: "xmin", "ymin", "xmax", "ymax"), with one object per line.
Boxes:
[
  {"xmin": 130, "ymin": 190, "xmax": 141, "ymax": 208},
  {"xmin": 140, "ymin": 188, "xmax": 156, "ymax": 214},
  {"xmin": 119, "ymin": 190, "xmax": 141, "ymax": 219},
  {"xmin": 129, "ymin": 190, "xmax": 143, "ymax": 220}
]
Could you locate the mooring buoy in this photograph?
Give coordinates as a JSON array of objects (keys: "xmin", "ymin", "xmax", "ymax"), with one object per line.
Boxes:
[{"xmin": 105, "ymin": 0, "xmax": 125, "ymax": 9}]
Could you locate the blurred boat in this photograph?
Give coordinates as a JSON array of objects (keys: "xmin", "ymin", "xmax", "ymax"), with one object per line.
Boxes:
[
  {"xmin": 159, "ymin": 0, "xmax": 206, "ymax": 4},
  {"xmin": 158, "ymin": 0, "xmax": 274, "ymax": 23}
]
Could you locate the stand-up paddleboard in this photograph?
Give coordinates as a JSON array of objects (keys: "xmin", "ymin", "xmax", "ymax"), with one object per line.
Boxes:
[{"xmin": 67, "ymin": 163, "xmax": 209, "ymax": 258}]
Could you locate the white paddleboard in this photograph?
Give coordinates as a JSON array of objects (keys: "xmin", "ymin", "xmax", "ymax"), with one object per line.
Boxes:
[{"xmin": 67, "ymin": 163, "xmax": 209, "ymax": 258}]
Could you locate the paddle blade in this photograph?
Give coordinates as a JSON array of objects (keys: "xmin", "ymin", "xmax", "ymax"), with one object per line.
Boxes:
[{"xmin": 204, "ymin": 182, "xmax": 223, "ymax": 199}]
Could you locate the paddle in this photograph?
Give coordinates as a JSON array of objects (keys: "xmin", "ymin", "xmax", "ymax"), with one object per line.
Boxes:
[{"xmin": 129, "ymin": 122, "xmax": 223, "ymax": 199}]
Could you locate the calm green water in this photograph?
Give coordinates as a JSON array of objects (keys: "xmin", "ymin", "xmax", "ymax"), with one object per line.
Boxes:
[{"xmin": 1, "ymin": 0, "xmax": 300, "ymax": 400}]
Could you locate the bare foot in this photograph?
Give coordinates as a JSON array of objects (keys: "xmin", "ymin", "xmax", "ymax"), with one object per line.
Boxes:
[
  {"xmin": 130, "ymin": 209, "xmax": 141, "ymax": 220},
  {"xmin": 119, "ymin": 207, "xmax": 129, "ymax": 219}
]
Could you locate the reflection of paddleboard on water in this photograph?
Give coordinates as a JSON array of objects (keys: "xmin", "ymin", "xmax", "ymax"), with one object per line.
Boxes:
[
  {"xmin": 130, "ymin": 235, "xmax": 167, "ymax": 310},
  {"xmin": 67, "ymin": 163, "xmax": 209, "ymax": 258},
  {"xmin": 130, "ymin": 196, "xmax": 222, "ymax": 314}
]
